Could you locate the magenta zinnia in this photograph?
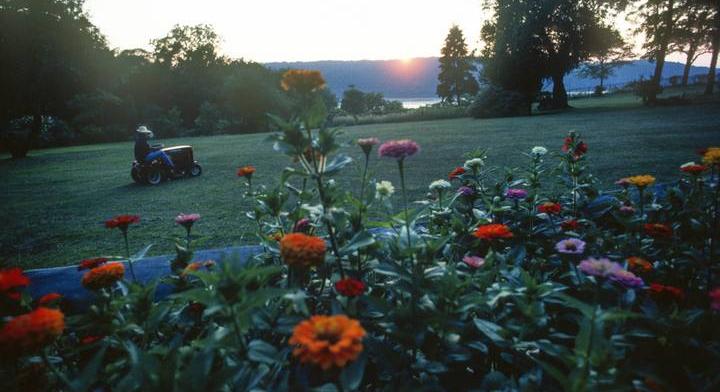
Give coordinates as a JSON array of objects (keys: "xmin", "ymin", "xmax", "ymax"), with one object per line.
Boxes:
[{"xmin": 378, "ymin": 139, "xmax": 420, "ymax": 160}]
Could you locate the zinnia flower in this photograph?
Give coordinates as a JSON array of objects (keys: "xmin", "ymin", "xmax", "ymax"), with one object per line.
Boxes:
[
  {"xmin": 648, "ymin": 283, "xmax": 684, "ymax": 302},
  {"xmin": 608, "ymin": 269, "xmax": 644, "ymax": 288},
  {"xmin": 448, "ymin": 166, "xmax": 465, "ymax": 180},
  {"xmin": 280, "ymin": 233, "xmax": 326, "ymax": 268},
  {"xmin": 680, "ymin": 162, "xmax": 707, "ymax": 175},
  {"xmin": 626, "ymin": 175, "xmax": 656, "ymax": 188},
  {"xmin": 289, "ymin": 315, "xmax": 366, "ymax": 369},
  {"xmin": 618, "ymin": 205, "xmax": 636, "ymax": 216},
  {"xmin": 457, "ymin": 186, "xmax": 475, "ymax": 197},
  {"xmin": 80, "ymin": 335, "xmax": 104, "ymax": 345},
  {"xmin": 505, "ymin": 188, "xmax": 528, "ymax": 200},
  {"xmin": 81, "ymin": 262, "xmax": 125, "ymax": 290},
  {"xmin": 378, "ymin": 139, "xmax": 420, "ymax": 160},
  {"xmin": 644, "ymin": 223, "xmax": 673, "ymax": 239},
  {"xmin": 105, "ymin": 214, "xmax": 140, "ymax": 231},
  {"xmin": 375, "ymin": 180, "xmax": 395, "ymax": 197},
  {"xmin": 280, "ymin": 69, "xmax": 326, "ymax": 94},
  {"xmin": 357, "ymin": 137, "xmax": 380, "ymax": 155},
  {"xmin": 0, "ymin": 307, "xmax": 64, "ymax": 356},
  {"xmin": 709, "ymin": 288, "xmax": 720, "ymax": 311},
  {"xmin": 555, "ymin": 238, "xmax": 586, "ymax": 255},
  {"xmin": 627, "ymin": 257, "xmax": 653, "ymax": 273},
  {"xmin": 293, "ymin": 218, "xmax": 311, "ymax": 233},
  {"xmin": 0, "ymin": 267, "xmax": 30, "ymax": 301},
  {"xmin": 531, "ymin": 146, "xmax": 548, "ymax": 156},
  {"xmin": 702, "ymin": 147, "xmax": 720, "ymax": 166},
  {"xmin": 538, "ymin": 202, "xmax": 562, "ymax": 215},
  {"xmin": 473, "ymin": 224, "xmax": 513, "ymax": 240},
  {"xmin": 175, "ymin": 213, "xmax": 200, "ymax": 228},
  {"xmin": 237, "ymin": 165, "xmax": 256, "ymax": 178},
  {"xmin": 429, "ymin": 179, "xmax": 451, "ymax": 192},
  {"xmin": 462, "ymin": 256, "xmax": 485, "ymax": 269},
  {"xmin": 77, "ymin": 257, "xmax": 108, "ymax": 271},
  {"xmin": 578, "ymin": 257, "xmax": 622, "ymax": 278},
  {"xmin": 463, "ymin": 158, "xmax": 484, "ymax": 170},
  {"xmin": 561, "ymin": 219, "xmax": 579, "ymax": 231},
  {"xmin": 37, "ymin": 293, "xmax": 62, "ymax": 307},
  {"xmin": 335, "ymin": 278, "xmax": 366, "ymax": 297}
]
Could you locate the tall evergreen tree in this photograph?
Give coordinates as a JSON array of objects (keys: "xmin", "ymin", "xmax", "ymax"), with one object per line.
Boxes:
[{"xmin": 437, "ymin": 25, "xmax": 479, "ymax": 105}]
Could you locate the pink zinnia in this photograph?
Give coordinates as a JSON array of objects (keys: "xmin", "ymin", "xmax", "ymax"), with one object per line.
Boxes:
[
  {"xmin": 357, "ymin": 137, "xmax": 380, "ymax": 155},
  {"xmin": 710, "ymin": 288, "xmax": 720, "ymax": 311},
  {"xmin": 378, "ymin": 139, "xmax": 420, "ymax": 160},
  {"xmin": 578, "ymin": 257, "xmax": 622, "ymax": 277},
  {"xmin": 462, "ymin": 256, "xmax": 485, "ymax": 269},
  {"xmin": 505, "ymin": 188, "xmax": 528, "ymax": 200},
  {"xmin": 608, "ymin": 269, "xmax": 644, "ymax": 288},
  {"xmin": 175, "ymin": 213, "xmax": 201, "ymax": 228}
]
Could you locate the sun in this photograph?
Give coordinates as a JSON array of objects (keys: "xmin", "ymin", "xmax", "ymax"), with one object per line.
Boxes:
[{"xmin": 400, "ymin": 57, "xmax": 413, "ymax": 65}]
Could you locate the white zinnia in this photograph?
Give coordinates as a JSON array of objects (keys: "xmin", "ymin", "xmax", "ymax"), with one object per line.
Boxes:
[
  {"xmin": 463, "ymin": 158, "xmax": 485, "ymax": 170},
  {"xmin": 429, "ymin": 180, "xmax": 452, "ymax": 192},
  {"xmin": 376, "ymin": 180, "xmax": 395, "ymax": 197},
  {"xmin": 531, "ymin": 146, "xmax": 548, "ymax": 156}
]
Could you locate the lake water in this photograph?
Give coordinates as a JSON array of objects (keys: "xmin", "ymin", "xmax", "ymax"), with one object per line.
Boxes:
[{"xmin": 389, "ymin": 97, "xmax": 442, "ymax": 109}]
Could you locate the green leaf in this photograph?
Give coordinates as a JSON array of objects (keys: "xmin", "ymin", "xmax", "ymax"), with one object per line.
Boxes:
[
  {"xmin": 69, "ymin": 346, "xmax": 107, "ymax": 392},
  {"xmin": 131, "ymin": 244, "xmax": 154, "ymax": 261},
  {"xmin": 248, "ymin": 339, "xmax": 280, "ymax": 365},
  {"xmin": 339, "ymin": 352, "xmax": 366, "ymax": 391},
  {"xmin": 324, "ymin": 154, "xmax": 353, "ymax": 176},
  {"xmin": 473, "ymin": 318, "xmax": 506, "ymax": 344},
  {"xmin": 339, "ymin": 230, "xmax": 375, "ymax": 256}
]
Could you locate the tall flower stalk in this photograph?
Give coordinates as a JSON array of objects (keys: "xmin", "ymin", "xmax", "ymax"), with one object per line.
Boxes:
[
  {"xmin": 379, "ymin": 140, "xmax": 420, "ymax": 248},
  {"xmin": 105, "ymin": 214, "xmax": 140, "ymax": 282}
]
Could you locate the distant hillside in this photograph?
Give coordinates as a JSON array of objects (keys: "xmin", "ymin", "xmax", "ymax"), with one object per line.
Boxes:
[{"xmin": 266, "ymin": 58, "xmax": 711, "ymax": 98}]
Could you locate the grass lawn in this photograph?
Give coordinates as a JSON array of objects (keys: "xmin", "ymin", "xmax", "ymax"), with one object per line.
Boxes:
[{"xmin": 2, "ymin": 94, "xmax": 720, "ymax": 269}]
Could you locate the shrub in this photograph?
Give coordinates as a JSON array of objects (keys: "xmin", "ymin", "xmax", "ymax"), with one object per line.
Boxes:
[{"xmin": 468, "ymin": 85, "xmax": 529, "ymax": 118}]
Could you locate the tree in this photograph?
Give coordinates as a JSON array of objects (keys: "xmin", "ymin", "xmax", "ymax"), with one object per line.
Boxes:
[
  {"xmin": 341, "ymin": 86, "xmax": 367, "ymax": 121},
  {"xmin": 703, "ymin": 0, "xmax": 719, "ymax": 95},
  {"xmin": 579, "ymin": 25, "xmax": 632, "ymax": 92},
  {"xmin": 636, "ymin": 0, "xmax": 680, "ymax": 103},
  {"xmin": 437, "ymin": 25, "xmax": 479, "ymax": 105},
  {"xmin": 671, "ymin": 2, "xmax": 713, "ymax": 87},
  {"xmin": 0, "ymin": 0, "xmax": 111, "ymax": 153},
  {"xmin": 480, "ymin": 0, "xmax": 548, "ymax": 114}
]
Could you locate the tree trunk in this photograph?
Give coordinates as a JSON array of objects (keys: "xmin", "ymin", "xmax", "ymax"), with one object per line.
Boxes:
[
  {"xmin": 552, "ymin": 73, "xmax": 569, "ymax": 109},
  {"xmin": 705, "ymin": 10, "xmax": 720, "ymax": 95},
  {"xmin": 650, "ymin": 0, "xmax": 675, "ymax": 104},
  {"xmin": 682, "ymin": 45, "xmax": 696, "ymax": 87},
  {"xmin": 30, "ymin": 112, "xmax": 42, "ymax": 149}
]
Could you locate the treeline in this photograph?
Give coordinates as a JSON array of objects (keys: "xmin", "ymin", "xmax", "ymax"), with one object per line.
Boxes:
[
  {"xmin": 437, "ymin": 0, "xmax": 719, "ymax": 117},
  {"xmin": 0, "ymin": 1, "xmax": 336, "ymax": 157}
]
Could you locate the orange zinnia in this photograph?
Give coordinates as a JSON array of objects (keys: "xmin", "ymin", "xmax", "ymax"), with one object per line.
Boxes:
[
  {"xmin": 0, "ymin": 267, "xmax": 30, "ymax": 301},
  {"xmin": 280, "ymin": 69, "xmax": 326, "ymax": 94},
  {"xmin": 37, "ymin": 293, "xmax": 62, "ymax": 307},
  {"xmin": 0, "ymin": 307, "xmax": 65, "ymax": 356},
  {"xmin": 280, "ymin": 233, "xmax": 326, "ymax": 268},
  {"xmin": 289, "ymin": 315, "xmax": 366, "ymax": 370},
  {"xmin": 237, "ymin": 165, "xmax": 256, "ymax": 178},
  {"xmin": 473, "ymin": 224, "xmax": 513, "ymax": 240},
  {"xmin": 627, "ymin": 257, "xmax": 653, "ymax": 273},
  {"xmin": 81, "ymin": 262, "xmax": 125, "ymax": 290}
]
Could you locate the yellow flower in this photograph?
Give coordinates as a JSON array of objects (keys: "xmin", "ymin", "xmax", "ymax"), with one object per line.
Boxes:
[
  {"xmin": 703, "ymin": 147, "xmax": 720, "ymax": 166},
  {"xmin": 289, "ymin": 315, "xmax": 366, "ymax": 369},
  {"xmin": 626, "ymin": 175, "xmax": 656, "ymax": 188},
  {"xmin": 280, "ymin": 70, "xmax": 326, "ymax": 94}
]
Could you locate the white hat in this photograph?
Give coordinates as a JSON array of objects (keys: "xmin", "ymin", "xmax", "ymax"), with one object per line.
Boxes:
[{"xmin": 136, "ymin": 126, "xmax": 154, "ymax": 138}]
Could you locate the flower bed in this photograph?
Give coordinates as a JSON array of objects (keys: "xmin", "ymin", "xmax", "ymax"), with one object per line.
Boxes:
[{"xmin": 2, "ymin": 70, "xmax": 720, "ymax": 391}]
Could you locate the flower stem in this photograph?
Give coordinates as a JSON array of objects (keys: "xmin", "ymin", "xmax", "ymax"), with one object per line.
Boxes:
[
  {"xmin": 358, "ymin": 153, "xmax": 371, "ymax": 224},
  {"xmin": 123, "ymin": 231, "xmax": 137, "ymax": 282},
  {"xmin": 398, "ymin": 159, "xmax": 412, "ymax": 248},
  {"xmin": 42, "ymin": 350, "xmax": 72, "ymax": 390}
]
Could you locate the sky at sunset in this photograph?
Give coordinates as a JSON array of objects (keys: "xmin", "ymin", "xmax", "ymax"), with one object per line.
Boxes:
[{"xmin": 84, "ymin": 0, "xmax": 708, "ymax": 65}]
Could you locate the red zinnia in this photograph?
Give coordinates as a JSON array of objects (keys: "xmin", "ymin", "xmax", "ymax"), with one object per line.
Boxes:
[
  {"xmin": 644, "ymin": 223, "xmax": 673, "ymax": 239},
  {"xmin": 0, "ymin": 307, "xmax": 65, "ymax": 356},
  {"xmin": 648, "ymin": 283, "xmax": 684, "ymax": 302},
  {"xmin": 473, "ymin": 224, "xmax": 513, "ymax": 240},
  {"xmin": 448, "ymin": 167, "xmax": 465, "ymax": 180},
  {"xmin": 105, "ymin": 215, "xmax": 140, "ymax": 231},
  {"xmin": 561, "ymin": 219, "xmax": 579, "ymax": 231},
  {"xmin": 78, "ymin": 257, "xmax": 108, "ymax": 271},
  {"xmin": 80, "ymin": 335, "xmax": 104, "ymax": 345},
  {"xmin": 37, "ymin": 293, "xmax": 62, "ymax": 307},
  {"xmin": 335, "ymin": 278, "xmax": 366, "ymax": 297},
  {"xmin": 0, "ymin": 268, "xmax": 30, "ymax": 301},
  {"xmin": 538, "ymin": 202, "xmax": 562, "ymax": 215},
  {"xmin": 680, "ymin": 163, "xmax": 707, "ymax": 176}
]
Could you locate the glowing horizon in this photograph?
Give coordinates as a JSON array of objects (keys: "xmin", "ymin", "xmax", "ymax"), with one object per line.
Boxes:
[{"xmin": 84, "ymin": 0, "xmax": 711, "ymax": 66}]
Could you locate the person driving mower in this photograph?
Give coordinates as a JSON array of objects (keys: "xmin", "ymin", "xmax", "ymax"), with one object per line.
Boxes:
[{"xmin": 134, "ymin": 126, "xmax": 178, "ymax": 175}]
